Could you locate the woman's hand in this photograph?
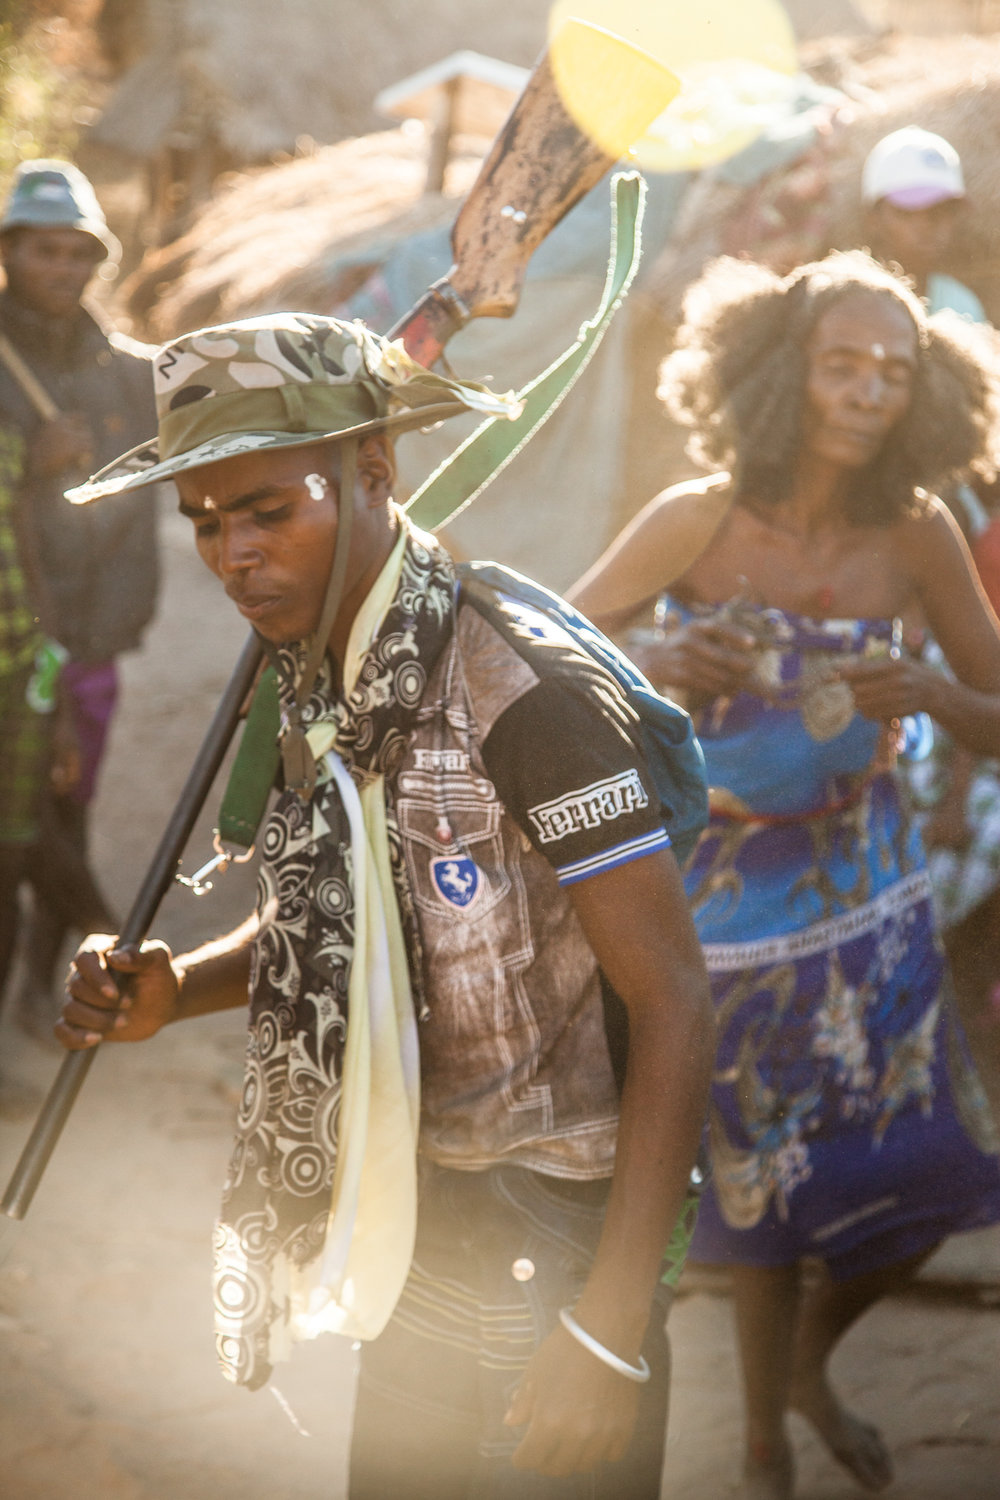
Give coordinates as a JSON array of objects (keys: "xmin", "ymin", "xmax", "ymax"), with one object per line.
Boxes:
[
  {"xmin": 627, "ymin": 618, "xmax": 757, "ymax": 702},
  {"xmin": 57, "ymin": 938, "xmax": 182, "ymax": 1050},
  {"xmin": 838, "ymin": 654, "xmax": 940, "ymax": 723}
]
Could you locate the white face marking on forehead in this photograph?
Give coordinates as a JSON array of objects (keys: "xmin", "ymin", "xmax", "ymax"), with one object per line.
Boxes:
[
  {"xmin": 203, "ymin": 496, "xmax": 217, "ymax": 511},
  {"xmin": 304, "ymin": 472, "xmax": 328, "ymax": 501},
  {"xmin": 871, "ymin": 343, "xmax": 886, "ymax": 360}
]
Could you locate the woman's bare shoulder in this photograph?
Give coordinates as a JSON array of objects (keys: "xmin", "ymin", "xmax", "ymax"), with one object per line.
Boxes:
[
  {"xmin": 632, "ymin": 472, "xmax": 734, "ymax": 536},
  {"xmin": 646, "ymin": 471, "xmax": 732, "ymax": 512},
  {"xmin": 569, "ymin": 474, "xmax": 732, "ymax": 617},
  {"xmin": 893, "ymin": 493, "xmax": 967, "ymax": 560},
  {"xmin": 888, "ymin": 495, "xmax": 981, "ymax": 617}
]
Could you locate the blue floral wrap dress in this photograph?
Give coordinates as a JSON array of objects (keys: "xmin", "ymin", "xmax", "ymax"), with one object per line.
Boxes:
[{"xmin": 674, "ymin": 600, "xmax": 1000, "ymax": 1280}]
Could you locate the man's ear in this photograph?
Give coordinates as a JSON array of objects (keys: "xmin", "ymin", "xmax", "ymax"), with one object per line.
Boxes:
[{"xmin": 357, "ymin": 433, "xmax": 396, "ymax": 507}]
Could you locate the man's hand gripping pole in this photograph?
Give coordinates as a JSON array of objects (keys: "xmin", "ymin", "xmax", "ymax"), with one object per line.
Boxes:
[{"xmin": 1, "ymin": 632, "xmax": 264, "ymax": 1219}]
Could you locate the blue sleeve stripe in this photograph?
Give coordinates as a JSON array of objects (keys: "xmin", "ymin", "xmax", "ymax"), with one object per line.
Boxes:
[{"xmin": 555, "ymin": 828, "xmax": 672, "ymax": 887}]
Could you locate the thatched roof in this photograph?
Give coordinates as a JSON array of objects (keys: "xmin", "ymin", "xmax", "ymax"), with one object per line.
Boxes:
[
  {"xmin": 92, "ymin": 0, "xmax": 550, "ymax": 161},
  {"xmin": 118, "ymin": 126, "xmax": 487, "ymax": 338}
]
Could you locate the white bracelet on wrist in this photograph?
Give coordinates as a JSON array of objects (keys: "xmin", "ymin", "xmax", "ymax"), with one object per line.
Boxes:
[{"xmin": 558, "ymin": 1306, "xmax": 651, "ymax": 1384}]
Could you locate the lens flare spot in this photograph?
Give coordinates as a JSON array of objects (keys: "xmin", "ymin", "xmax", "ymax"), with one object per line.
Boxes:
[{"xmin": 548, "ymin": 0, "xmax": 798, "ymax": 173}]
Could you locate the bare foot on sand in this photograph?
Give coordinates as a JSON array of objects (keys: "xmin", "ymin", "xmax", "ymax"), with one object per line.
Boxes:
[{"xmin": 790, "ymin": 1376, "xmax": 893, "ymax": 1491}]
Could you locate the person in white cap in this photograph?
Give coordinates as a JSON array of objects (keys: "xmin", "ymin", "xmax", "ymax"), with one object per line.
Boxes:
[
  {"xmin": 862, "ymin": 126, "xmax": 984, "ymax": 321},
  {"xmin": 864, "ymin": 129, "xmax": 1000, "ymax": 1041}
]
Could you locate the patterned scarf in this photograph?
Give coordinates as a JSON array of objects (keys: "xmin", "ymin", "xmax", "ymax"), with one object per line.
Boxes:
[{"xmin": 212, "ymin": 520, "xmax": 455, "ymax": 1389}]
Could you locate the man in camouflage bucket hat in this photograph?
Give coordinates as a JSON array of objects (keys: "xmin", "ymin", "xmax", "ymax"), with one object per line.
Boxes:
[
  {"xmin": 68, "ymin": 312, "xmax": 516, "ymax": 502},
  {"xmin": 59, "ymin": 310, "xmax": 714, "ymax": 1497}
]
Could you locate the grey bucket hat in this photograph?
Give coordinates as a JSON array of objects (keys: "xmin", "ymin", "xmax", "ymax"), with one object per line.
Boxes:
[
  {"xmin": 0, "ymin": 159, "xmax": 121, "ymax": 262},
  {"xmin": 67, "ymin": 311, "xmax": 522, "ymax": 505}
]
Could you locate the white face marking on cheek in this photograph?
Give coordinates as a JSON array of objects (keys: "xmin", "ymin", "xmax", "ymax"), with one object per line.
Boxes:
[{"xmin": 304, "ymin": 472, "xmax": 328, "ymax": 501}]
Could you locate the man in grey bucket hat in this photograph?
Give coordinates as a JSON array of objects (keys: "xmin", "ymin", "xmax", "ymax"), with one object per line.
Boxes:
[
  {"xmin": 0, "ymin": 158, "xmax": 156, "ymax": 1036},
  {"xmin": 58, "ymin": 310, "xmax": 714, "ymax": 1497},
  {"xmin": 0, "ymin": 159, "xmax": 122, "ymax": 261}
]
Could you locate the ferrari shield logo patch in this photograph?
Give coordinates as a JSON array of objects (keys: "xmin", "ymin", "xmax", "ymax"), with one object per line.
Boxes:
[{"xmin": 430, "ymin": 855, "xmax": 482, "ymax": 911}]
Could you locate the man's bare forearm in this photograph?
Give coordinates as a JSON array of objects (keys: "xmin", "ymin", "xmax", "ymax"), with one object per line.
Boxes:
[
  {"xmin": 568, "ymin": 853, "xmax": 715, "ymax": 1359},
  {"xmin": 173, "ymin": 915, "xmax": 258, "ymax": 1021},
  {"xmin": 574, "ymin": 951, "xmax": 714, "ymax": 1357}
]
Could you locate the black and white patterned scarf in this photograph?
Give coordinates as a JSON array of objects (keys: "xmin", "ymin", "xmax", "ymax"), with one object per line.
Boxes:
[{"xmin": 212, "ymin": 521, "xmax": 455, "ymax": 1389}]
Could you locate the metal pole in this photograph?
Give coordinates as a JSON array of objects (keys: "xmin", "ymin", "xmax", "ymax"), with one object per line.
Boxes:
[{"xmin": 1, "ymin": 631, "xmax": 264, "ymax": 1221}]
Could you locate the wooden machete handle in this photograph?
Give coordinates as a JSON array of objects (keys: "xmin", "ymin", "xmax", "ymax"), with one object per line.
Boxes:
[{"xmin": 392, "ymin": 21, "xmax": 679, "ymax": 366}]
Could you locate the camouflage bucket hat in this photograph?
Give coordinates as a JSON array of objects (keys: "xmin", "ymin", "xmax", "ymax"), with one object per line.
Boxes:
[
  {"xmin": 0, "ymin": 158, "xmax": 121, "ymax": 262},
  {"xmin": 67, "ymin": 312, "xmax": 522, "ymax": 505}
]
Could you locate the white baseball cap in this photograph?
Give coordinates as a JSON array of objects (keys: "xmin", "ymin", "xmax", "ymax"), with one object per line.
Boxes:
[{"xmin": 862, "ymin": 127, "xmax": 965, "ymax": 210}]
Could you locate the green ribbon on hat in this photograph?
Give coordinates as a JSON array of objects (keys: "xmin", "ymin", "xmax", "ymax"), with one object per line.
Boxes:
[
  {"xmin": 405, "ymin": 170, "xmax": 646, "ymax": 532},
  {"xmin": 215, "ymin": 170, "xmax": 647, "ymax": 852}
]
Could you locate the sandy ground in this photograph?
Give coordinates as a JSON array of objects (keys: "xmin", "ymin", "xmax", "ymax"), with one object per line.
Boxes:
[{"xmin": 1, "ymin": 501, "xmax": 999, "ymax": 1499}]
